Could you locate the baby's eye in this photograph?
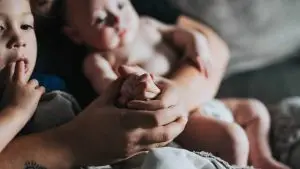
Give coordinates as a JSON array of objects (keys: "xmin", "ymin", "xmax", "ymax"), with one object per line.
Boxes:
[
  {"xmin": 95, "ymin": 17, "xmax": 106, "ymax": 25},
  {"xmin": 21, "ymin": 24, "xmax": 34, "ymax": 31},
  {"xmin": 117, "ymin": 2, "xmax": 125, "ymax": 10},
  {"xmin": 94, "ymin": 11, "xmax": 107, "ymax": 25}
]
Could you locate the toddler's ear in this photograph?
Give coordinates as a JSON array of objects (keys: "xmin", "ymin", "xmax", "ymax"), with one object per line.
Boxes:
[{"xmin": 63, "ymin": 26, "xmax": 82, "ymax": 44}]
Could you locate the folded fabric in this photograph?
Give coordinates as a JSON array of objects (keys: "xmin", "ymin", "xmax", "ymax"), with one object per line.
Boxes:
[
  {"xmin": 21, "ymin": 90, "xmax": 80, "ymax": 134},
  {"xmin": 88, "ymin": 147, "xmax": 253, "ymax": 169},
  {"xmin": 141, "ymin": 147, "xmax": 253, "ymax": 169}
]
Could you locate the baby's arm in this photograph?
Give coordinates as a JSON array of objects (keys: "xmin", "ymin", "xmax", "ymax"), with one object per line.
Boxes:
[
  {"xmin": 119, "ymin": 73, "xmax": 161, "ymax": 106},
  {"xmin": 83, "ymin": 53, "xmax": 118, "ymax": 95},
  {"xmin": 0, "ymin": 61, "xmax": 44, "ymax": 152},
  {"xmin": 132, "ymin": 17, "xmax": 229, "ymax": 114}
]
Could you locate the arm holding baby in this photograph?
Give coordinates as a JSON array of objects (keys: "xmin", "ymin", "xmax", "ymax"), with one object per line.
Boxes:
[{"xmin": 121, "ymin": 17, "xmax": 229, "ymax": 116}]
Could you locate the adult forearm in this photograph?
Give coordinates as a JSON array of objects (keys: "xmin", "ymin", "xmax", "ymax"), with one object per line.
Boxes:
[
  {"xmin": 170, "ymin": 62, "xmax": 218, "ymax": 112},
  {"xmin": 171, "ymin": 17, "xmax": 230, "ymax": 112},
  {"xmin": 0, "ymin": 125, "xmax": 75, "ymax": 169}
]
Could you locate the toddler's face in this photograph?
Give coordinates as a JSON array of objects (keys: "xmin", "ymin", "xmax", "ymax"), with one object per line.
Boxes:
[
  {"xmin": 66, "ymin": 0, "xmax": 139, "ymax": 51},
  {"xmin": 0, "ymin": 0, "xmax": 37, "ymax": 90}
]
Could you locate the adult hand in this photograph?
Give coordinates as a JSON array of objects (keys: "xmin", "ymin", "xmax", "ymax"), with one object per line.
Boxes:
[
  {"xmin": 66, "ymin": 78, "xmax": 187, "ymax": 166},
  {"xmin": 119, "ymin": 65, "xmax": 189, "ymax": 118},
  {"xmin": 128, "ymin": 76, "xmax": 189, "ymax": 117}
]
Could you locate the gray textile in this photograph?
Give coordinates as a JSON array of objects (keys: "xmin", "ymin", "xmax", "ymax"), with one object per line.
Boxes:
[
  {"xmin": 141, "ymin": 147, "xmax": 252, "ymax": 169},
  {"xmin": 89, "ymin": 147, "xmax": 253, "ymax": 169},
  {"xmin": 169, "ymin": 0, "xmax": 300, "ymax": 77},
  {"xmin": 21, "ymin": 90, "xmax": 79, "ymax": 134},
  {"xmin": 270, "ymin": 97, "xmax": 300, "ymax": 169}
]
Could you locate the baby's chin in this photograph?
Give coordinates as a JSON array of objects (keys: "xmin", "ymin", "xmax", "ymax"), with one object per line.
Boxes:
[
  {"xmin": 97, "ymin": 35, "xmax": 135, "ymax": 51},
  {"xmin": 117, "ymin": 36, "xmax": 135, "ymax": 49}
]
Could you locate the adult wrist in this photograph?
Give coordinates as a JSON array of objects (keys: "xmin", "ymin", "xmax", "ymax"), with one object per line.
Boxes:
[{"xmin": 45, "ymin": 123, "xmax": 78, "ymax": 168}]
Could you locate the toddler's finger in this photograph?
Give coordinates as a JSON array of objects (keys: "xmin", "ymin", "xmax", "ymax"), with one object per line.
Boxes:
[
  {"xmin": 6, "ymin": 62, "xmax": 16, "ymax": 83},
  {"xmin": 14, "ymin": 61, "xmax": 26, "ymax": 83},
  {"xmin": 28, "ymin": 79, "xmax": 39, "ymax": 88},
  {"xmin": 37, "ymin": 86, "xmax": 45, "ymax": 94}
]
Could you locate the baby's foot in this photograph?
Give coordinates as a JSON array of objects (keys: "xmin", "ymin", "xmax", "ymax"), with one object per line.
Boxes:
[
  {"xmin": 253, "ymin": 158, "xmax": 290, "ymax": 169},
  {"xmin": 119, "ymin": 73, "xmax": 160, "ymax": 106}
]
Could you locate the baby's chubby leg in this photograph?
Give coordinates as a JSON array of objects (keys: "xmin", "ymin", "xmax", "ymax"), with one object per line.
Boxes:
[
  {"xmin": 223, "ymin": 99, "xmax": 290, "ymax": 169},
  {"xmin": 176, "ymin": 110, "xmax": 249, "ymax": 166}
]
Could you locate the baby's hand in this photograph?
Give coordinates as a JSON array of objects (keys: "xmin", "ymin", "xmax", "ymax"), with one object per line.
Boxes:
[
  {"xmin": 1, "ymin": 61, "xmax": 45, "ymax": 115},
  {"xmin": 173, "ymin": 29, "xmax": 212, "ymax": 78},
  {"xmin": 118, "ymin": 73, "xmax": 161, "ymax": 106}
]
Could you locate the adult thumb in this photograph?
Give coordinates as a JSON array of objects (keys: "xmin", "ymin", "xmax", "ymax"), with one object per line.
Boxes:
[
  {"xmin": 118, "ymin": 65, "xmax": 147, "ymax": 77},
  {"xmin": 98, "ymin": 78, "xmax": 125, "ymax": 105}
]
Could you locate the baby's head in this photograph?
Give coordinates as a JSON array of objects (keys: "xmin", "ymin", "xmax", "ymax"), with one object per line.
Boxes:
[
  {"xmin": 0, "ymin": 0, "xmax": 37, "ymax": 90},
  {"xmin": 63, "ymin": 0, "xmax": 139, "ymax": 51},
  {"xmin": 30, "ymin": 0, "xmax": 57, "ymax": 15}
]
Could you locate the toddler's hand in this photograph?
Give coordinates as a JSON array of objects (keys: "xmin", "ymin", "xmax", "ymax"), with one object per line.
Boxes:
[
  {"xmin": 1, "ymin": 61, "xmax": 45, "ymax": 115},
  {"xmin": 118, "ymin": 73, "xmax": 160, "ymax": 106}
]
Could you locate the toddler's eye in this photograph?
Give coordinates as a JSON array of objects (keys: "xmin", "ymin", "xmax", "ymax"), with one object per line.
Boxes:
[
  {"xmin": 0, "ymin": 25, "xmax": 5, "ymax": 31},
  {"xmin": 21, "ymin": 24, "xmax": 34, "ymax": 30}
]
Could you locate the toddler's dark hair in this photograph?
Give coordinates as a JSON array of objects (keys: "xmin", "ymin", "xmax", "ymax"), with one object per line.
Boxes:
[
  {"xmin": 30, "ymin": 0, "xmax": 66, "ymax": 27},
  {"xmin": 31, "ymin": 0, "xmax": 66, "ymax": 16}
]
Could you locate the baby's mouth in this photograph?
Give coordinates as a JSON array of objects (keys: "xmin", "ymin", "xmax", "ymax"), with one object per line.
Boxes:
[{"xmin": 118, "ymin": 29, "xmax": 127, "ymax": 37}]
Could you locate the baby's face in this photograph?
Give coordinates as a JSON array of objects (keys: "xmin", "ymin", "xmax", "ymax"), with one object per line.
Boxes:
[
  {"xmin": 0, "ymin": 0, "xmax": 37, "ymax": 88},
  {"xmin": 66, "ymin": 0, "xmax": 139, "ymax": 51}
]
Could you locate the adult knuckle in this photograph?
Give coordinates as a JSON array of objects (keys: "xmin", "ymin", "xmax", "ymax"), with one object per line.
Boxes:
[
  {"xmin": 122, "ymin": 135, "xmax": 138, "ymax": 157},
  {"xmin": 124, "ymin": 133, "xmax": 133, "ymax": 144},
  {"xmin": 159, "ymin": 100, "xmax": 168, "ymax": 108},
  {"xmin": 124, "ymin": 131, "xmax": 139, "ymax": 145},
  {"xmin": 161, "ymin": 132, "xmax": 173, "ymax": 142},
  {"xmin": 151, "ymin": 113, "xmax": 163, "ymax": 126}
]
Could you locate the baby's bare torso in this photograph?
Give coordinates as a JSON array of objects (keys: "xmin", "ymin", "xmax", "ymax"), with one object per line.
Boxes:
[{"xmin": 103, "ymin": 17, "xmax": 179, "ymax": 76}]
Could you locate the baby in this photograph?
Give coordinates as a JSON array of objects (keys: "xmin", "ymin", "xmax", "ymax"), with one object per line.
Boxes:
[
  {"xmin": 0, "ymin": 0, "xmax": 78, "ymax": 153},
  {"xmin": 119, "ymin": 68, "xmax": 289, "ymax": 169},
  {"xmin": 63, "ymin": 0, "xmax": 211, "ymax": 94},
  {"xmin": 62, "ymin": 0, "xmax": 288, "ymax": 168}
]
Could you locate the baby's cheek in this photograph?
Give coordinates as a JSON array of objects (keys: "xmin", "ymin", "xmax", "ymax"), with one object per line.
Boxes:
[
  {"xmin": 0, "ymin": 58, "xmax": 5, "ymax": 70},
  {"xmin": 103, "ymin": 28, "xmax": 120, "ymax": 50}
]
